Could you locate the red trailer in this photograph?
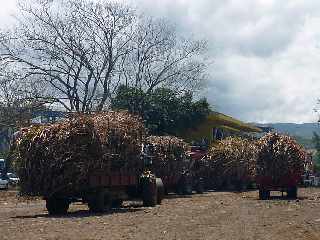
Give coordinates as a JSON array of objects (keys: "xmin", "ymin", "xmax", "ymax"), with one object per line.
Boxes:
[
  {"xmin": 158, "ymin": 172, "xmax": 194, "ymax": 195},
  {"xmin": 45, "ymin": 168, "xmax": 164, "ymax": 215},
  {"xmin": 256, "ymin": 172, "xmax": 302, "ymax": 200},
  {"xmin": 152, "ymin": 146, "xmax": 206, "ymax": 196},
  {"xmin": 187, "ymin": 146, "xmax": 208, "ymax": 193}
]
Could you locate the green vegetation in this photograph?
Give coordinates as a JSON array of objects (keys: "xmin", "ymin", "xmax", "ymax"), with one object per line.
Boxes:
[
  {"xmin": 111, "ymin": 85, "xmax": 210, "ymax": 135},
  {"xmin": 111, "ymin": 85, "xmax": 261, "ymax": 142},
  {"xmin": 294, "ymin": 136, "xmax": 315, "ymax": 150},
  {"xmin": 312, "ymin": 132, "xmax": 320, "ymax": 172}
]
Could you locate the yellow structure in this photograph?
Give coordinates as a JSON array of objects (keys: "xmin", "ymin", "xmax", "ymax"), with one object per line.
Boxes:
[{"xmin": 179, "ymin": 112, "xmax": 262, "ymax": 143}]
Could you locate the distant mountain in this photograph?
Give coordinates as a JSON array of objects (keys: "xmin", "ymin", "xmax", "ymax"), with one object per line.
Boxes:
[{"xmin": 254, "ymin": 123, "xmax": 320, "ymax": 139}]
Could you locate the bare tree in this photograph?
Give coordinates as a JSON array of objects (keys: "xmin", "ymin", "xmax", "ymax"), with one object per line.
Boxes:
[
  {"xmin": 0, "ymin": 0, "xmax": 209, "ymax": 113},
  {"xmin": 0, "ymin": 0, "xmax": 135, "ymax": 113},
  {"xmin": 0, "ymin": 59, "xmax": 47, "ymax": 127},
  {"xmin": 119, "ymin": 17, "xmax": 208, "ymax": 94}
]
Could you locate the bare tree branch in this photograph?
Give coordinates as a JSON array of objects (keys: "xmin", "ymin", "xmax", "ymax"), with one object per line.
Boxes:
[{"xmin": 0, "ymin": 0, "xmax": 135, "ymax": 113}]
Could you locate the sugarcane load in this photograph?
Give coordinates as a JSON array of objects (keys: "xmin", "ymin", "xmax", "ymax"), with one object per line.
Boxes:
[
  {"xmin": 205, "ymin": 137, "xmax": 257, "ymax": 191},
  {"xmin": 255, "ymin": 132, "xmax": 307, "ymax": 199},
  {"xmin": 146, "ymin": 136, "xmax": 201, "ymax": 194},
  {"xmin": 12, "ymin": 111, "xmax": 165, "ymax": 214}
]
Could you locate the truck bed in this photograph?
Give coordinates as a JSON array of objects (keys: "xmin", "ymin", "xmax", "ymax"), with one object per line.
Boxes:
[
  {"xmin": 256, "ymin": 173, "xmax": 301, "ymax": 191},
  {"xmin": 89, "ymin": 170, "xmax": 139, "ymax": 188}
]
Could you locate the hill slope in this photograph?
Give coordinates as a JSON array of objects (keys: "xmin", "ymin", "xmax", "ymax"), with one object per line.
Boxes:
[{"xmin": 256, "ymin": 123, "xmax": 320, "ymax": 139}]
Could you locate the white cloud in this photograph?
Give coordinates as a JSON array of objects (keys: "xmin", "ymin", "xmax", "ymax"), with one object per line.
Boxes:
[
  {"xmin": 207, "ymin": 15, "xmax": 320, "ymax": 123},
  {"xmin": 135, "ymin": 0, "xmax": 320, "ymax": 123},
  {"xmin": 1, "ymin": 0, "xmax": 320, "ymax": 123},
  {"xmin": 0, "ymin": 0, "xmax": 17, "ymax": 28}
]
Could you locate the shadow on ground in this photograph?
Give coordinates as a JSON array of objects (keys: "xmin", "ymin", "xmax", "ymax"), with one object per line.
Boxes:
[{"xmin": 12, "ymin": 205, "xmax": 144, "ymax": 219}]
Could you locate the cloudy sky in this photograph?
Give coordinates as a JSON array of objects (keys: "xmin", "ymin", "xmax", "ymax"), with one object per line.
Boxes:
[{"xmin": 1, "ymin": 0, "xmax": 320, "ymax": 123}]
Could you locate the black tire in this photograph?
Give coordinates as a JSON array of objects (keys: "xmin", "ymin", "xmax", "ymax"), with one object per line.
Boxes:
[
  {"xmin": 111, "ymin": 199, "xmax": 123, "ymax": 208},
  {"xmin": 46, "ymin": 197, "xmax": 69, "ymax": 215},
  {"xmin": 258, "ymin": 189, "xmax": 264, "ymax": 200},
  {"xmin": 177, "ymin": 175, "xmax": 193, "ymax": 195},
  {"xmin": 142, "ymin": 178, "xmax": 157, "ymax": 207},
  {"xmin": 287, "ymin": 186, "xmax": 297, "ymax": 199},
  {"xmin": 293, "ymin": 187, "xmax": 297, "ymax": 198},
  {"xmin": 183, "ymin": 183, "xmax": 193, "ymax": 195},
  {"xmin": 156, "ymin": 178, "xmax": 164, "ymax": 205},
  {"xmin": 234, "ymin": 180, "xmax": 244, "ymax": 192},
  {"xmin": 259, "ymin": 189, "xmax": 269, "ymax": 200},
  {"xmin": 88, "ymin": 189, "xmax": 112, "ymax": 213},
  {"xmin": 195, "ymin": 180, "xmax": 205, "ymax": 194},
  {"xmin": 266, "ymin": 190, "xmax": 270, "ymax": 199}
]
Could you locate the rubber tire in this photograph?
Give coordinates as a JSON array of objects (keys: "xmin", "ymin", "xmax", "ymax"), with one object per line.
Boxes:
[
  {"xmin": 177, "ymin": 176, "xmax": 193, "ymax": 195},
  {"xmin": 142, "ymin": 179, "xmax": 157, "ymax": 207},
  {"xmin": 234, "ymin": 180, "xmax": 244, "ymax": 192},
  {"xmin": 183, "ymin": 183, "xmax": 193, "ymax": 195},
  {"xmin": 111, "ymin": 199, "xmax": 123, "ymax": 208},
  {"xmin": 46, "ymin": 197, "xmax": 69, "ymax": 215},
  {"xmin": 156, "ymin": 178, "xmax": 164, "ymax": 205},
  {"xmin": 266, "ymin": 190, "xmax": 270, "ymax": 199},
  {"xmin": 88, "ymin": 190, "xmax": 112, "ymax": 213},
  {"xmin": 259, "ymin": 189, "xmax": 269, "ymax": 200},
  {"xmin": 258, "ymin": 189, "xmax": 264, "ymax": 200},
  {"xmin": 287, "ymin": 186, "xmax": 297, "ymax": 199},
  {"xmin": 195, "ymin": 180, "xmax": 205, "ymax": 194}
]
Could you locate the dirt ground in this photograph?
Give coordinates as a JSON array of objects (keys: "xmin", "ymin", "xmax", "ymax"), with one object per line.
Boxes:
[{"xmin": 1, "ymin": 188, "xmax": 320, "ymax": 240}]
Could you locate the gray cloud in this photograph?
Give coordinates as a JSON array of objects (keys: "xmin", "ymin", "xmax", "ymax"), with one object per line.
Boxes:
[
  {"xmin": 2, "ymin": 0, "xmax": 320, "ymax": 123},
  {"xmin": 134, "ymin": 0, "xmax": 320, "ymax": 123}
]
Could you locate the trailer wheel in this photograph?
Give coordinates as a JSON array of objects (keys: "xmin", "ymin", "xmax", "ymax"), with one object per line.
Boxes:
[
  {"xmin": 88, "ymin": 189, "xmax": 112, "ymax": 213},
  {"xmin": 258, "ymin": 189, "xmax": 263, "ymax": 200},
  {"xmin": 156, "ymin": 178, "xmax": 164, "ymax": 205},
  {"xmin": 142, "ymin": 178, "xmax": 157, "ymax": 207},
  {"xmin": 266, "ymin": 190, "xmax": 270, "ymax": 199},
  {"xmin": 234, "ymin": 180, "xmax": 244, "ymax": 192},
  {"xmin": 195, "ymin": 178, "xmax": 205, "ymax": 194},
  {"xmin": 259, "ymin": 189, "xmax": 269, "ymax": 200},
  {"xmin": 287, "ymin": 186, "xmax": 297, "ymax": 199},
  {"xmin": 111, "ymin": 199, "xmax": 123, "ymax": 208},
  {"xmin": 183, "ymin": 184, "xmax": 193, "ymax": 195},
  {"xmin": 177, "ymin": 175, "xmax": 193, "ymax": 195},
  {"xmin": 46, "ymin": 197, "xmax": 69, "ymax": 215}
]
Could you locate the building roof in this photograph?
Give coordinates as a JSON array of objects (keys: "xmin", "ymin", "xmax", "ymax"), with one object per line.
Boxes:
[{"xmin": 178, "ymin": 111, "xmax": 262, "ymax": 142}]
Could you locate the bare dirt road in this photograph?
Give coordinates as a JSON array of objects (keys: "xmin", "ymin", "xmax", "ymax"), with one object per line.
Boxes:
[{"xmin": 1, "ymin": 188, "xmax": 320, "ymax": 240}]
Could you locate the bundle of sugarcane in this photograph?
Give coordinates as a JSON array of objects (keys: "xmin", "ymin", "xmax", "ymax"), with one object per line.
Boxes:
[
  {"xmin": 206, "ymin": 137, "xmax": 257, "ymax": 190},
  {"xmin": 146, "ymin": 136, "xmax": 189, "ymax": 176},
  {"xmin": 256, "ymin": 132, "xmax": 306, "ymax": 182},
  {"xmin": 92, "ymin": 111, "xmax": 147, "ymax": 170},
  {"xmin": 13, "ymin": 111, "xmax": 147, "ymax": 197}
]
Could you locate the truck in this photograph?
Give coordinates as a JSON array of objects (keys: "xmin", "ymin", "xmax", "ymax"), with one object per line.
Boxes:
[
  {"xmin": 256, "ymin": 172, "xmax": 302, "ymax": 200},
  {"xmin": 156, "ymin": 164, "xmax": 203, "ymax": 195},
  {"xmin": 145, "ymin": 138, "xmax": 205, "ymax": 196},
  {"xmin": 44, "ymin": 145, "xmax": 165, "ymax": 215},
  {"xmin": 187, "ymin": 145, "xmax": 207, "ymax": 193},
  {"xmin": 45, "ymin": 140, "xmax": 209, "ymax": 215},
  {"xmin": 255, "ymin": 132, "xmax": 306, "ymax": 200}
]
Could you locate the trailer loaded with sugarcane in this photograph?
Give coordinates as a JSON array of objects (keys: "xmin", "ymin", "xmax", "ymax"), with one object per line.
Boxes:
[
  {"xmin": 12, "ymin": 109, "xmax": 309, "ymax": 215},
  {"xmin": 203, "ymin": 137, "xmax": 257, "ymax": 191},
  {"xmin": 13, "ymin": 111, "xmax": 164, "ymax": 215},
  {"xmin": 255, "ymin": 133, "xmax": 306, "ymax": 200},
  {"xmin": 146, "ymin": 136, "xmax": 205, "ymax": 195}
]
